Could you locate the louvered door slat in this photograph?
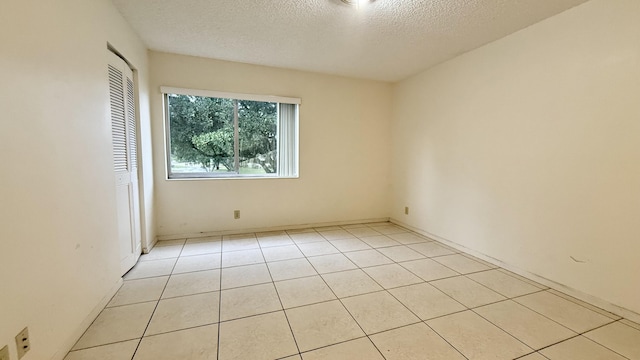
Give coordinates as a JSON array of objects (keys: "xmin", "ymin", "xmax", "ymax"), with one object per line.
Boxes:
[
  {"xmin": 126, "ymin": 78, "xmax": 137, "ymax": 169},
  {"xmin": 108, "ymin": 64, "xmax": 128, "ymax": 172}
]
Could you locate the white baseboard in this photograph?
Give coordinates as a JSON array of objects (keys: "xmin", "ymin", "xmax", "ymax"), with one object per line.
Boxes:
[
  {"xmin": 390, "ymin": 218, "xmax": 640, "ymax": 325},
  {"xmin": 156, "ymin": 217, "xmax": 391, "ymax": 241},
  {"xmin": 143, "ymin": 237, "xmax": 158, "ymax": 254},
  {"xmin": 53, "ymin": 278, "xmax": 124, "ymax": 360}
]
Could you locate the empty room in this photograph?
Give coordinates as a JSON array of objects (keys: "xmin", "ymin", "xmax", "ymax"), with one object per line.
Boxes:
[{"xmin": 1, "ymin": 0, "xmax": 639, "ymax": 359}]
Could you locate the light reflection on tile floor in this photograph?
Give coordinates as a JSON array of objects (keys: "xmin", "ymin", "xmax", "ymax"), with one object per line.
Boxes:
[{"xmin": 66, "ymin": 222, "xmax": 640, "ymax": 360}]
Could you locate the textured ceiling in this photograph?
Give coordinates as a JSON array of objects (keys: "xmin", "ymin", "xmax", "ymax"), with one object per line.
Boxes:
[{"xmin": 112, "ymin": 0, "xmax": 589, "ymax": 82}]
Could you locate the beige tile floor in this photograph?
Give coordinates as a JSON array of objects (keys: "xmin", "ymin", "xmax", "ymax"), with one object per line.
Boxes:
[{"xmin": 65, "ymin": 222, "xmax": 640, "ymax": 360}]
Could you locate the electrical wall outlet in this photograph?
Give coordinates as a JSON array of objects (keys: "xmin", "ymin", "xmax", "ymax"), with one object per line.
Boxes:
[
  {"xmin": 233, "ymin": 210, "xmax": 240, "ymax": 219},
  {"xmin": 0, "ymin": 345, "xmax": 10, "ymax": 360},
  {"xmin": 15, "ymin": 327, "xmax": 30, "ymax": 359},
  {"xmin": 404, "ymin": 206, "xmax": 409, "ymax": 215}
]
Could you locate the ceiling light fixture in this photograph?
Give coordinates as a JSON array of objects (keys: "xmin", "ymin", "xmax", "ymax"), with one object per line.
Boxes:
[{"xmin": 340, "ymin": 0, "xmax": 375, "ymax": 9}]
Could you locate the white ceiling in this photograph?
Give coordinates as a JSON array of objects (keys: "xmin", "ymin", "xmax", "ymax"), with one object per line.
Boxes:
[{"xmin": 112, "ymin": 0, "xmax": 589, "ymax": 82}]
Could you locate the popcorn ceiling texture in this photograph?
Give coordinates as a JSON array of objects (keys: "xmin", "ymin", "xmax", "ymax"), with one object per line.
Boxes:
[{"xmin": 112, "ymin": 0, "xmax": 589, "ymax": 82}]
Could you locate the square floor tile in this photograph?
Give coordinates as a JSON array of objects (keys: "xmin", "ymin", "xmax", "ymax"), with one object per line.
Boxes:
[
  {"xmin": 320, "ymin": 229, "xmax": 356, "ymax": 240},
  {"xmin": 341, "ymin": 291, "xmax": 419, "ymax": 334},
  {"xmin": 432, "ymin": 254, "xmax": 490, "ymax": 274},
  {"xmin": 139, "ymin": 245, "xmax": 183, "ymax": 261},
  {"xmin": 307, "ymin": 253, "xmax": 357, "ymax": 274},
  {"xmin": 267, "ymin": 258, "xmax": 317, "ymax": 281},
  {"xmin": 370, "ymin": 323, "xmax": 466, "ymax": 360},
  {"xmin": 330, "ymin": 238, "xmax": 371, "ymax": 252},
  {"xmin": 257, "ymin": 234, "xmax": 294, "ymax": 248},
  {"xmin": 514, "ymin": 291, "xmax": 614, "ymax": 333},
  {"xmin": 275, "ymin": 276, "xmax": 336, "ymax": 309},
  {"xmin": 107, "ymin": 276, "xmax": 168, "ymax": 307},
  {"xmin": 221, "ymin": 248, "xmax": 264, "ymax": 267},
  {"xmin": 584, "ymin": 321, "xmax": 640, "ymax": 359},
  {"xmin": 322, "ymin": 269, "xmax": 383, "ymax": 298},
  {"xmin": 124, "ymin": 258, "xmax": 176, "ymax": 280},
  {"xmin": 222, "ymin": 237, "xmax": 259, "ymax": 252},
  {"xmin": 146, "ymin": 292, "xmax": 219, "ymax": 336},
  {"xmin": 540, "ymin": 336, "xmax": 627, "ymax": 360},
  {"xmin": 65, "ymin": 340, "xmax": 139, "ymax": 360},
  {"xmin": 427, "ymin": 310, "xmax": 532, "ymax": 360},
  {"xmin": 389, "ymin": 283, "xmax": 465, "ymax": 320},
  {"xmin": 134, "ymin": 325, "xmax": 218, "ymax": 360},
  {"xmin": 302, "ymin": 337, "xmax": 384, "ymax": 360},
  {"xmin": 73, "ymin": 302, "xmax": 156, "ymax": 350},
  {"xmin": 221, "ymin": 263, "xmax": 272, "ymax": 289},
  {"xmin": 400, "ymin": 258, "xmax": 458, "ymax": 281},
  {"xmin": 376, "ymin": 246, "xmax": 425, "ymax": 262},
  {"xmin": 298, "ymin": 241, "xmax": 339, "ymax": 257},
  {"xmin": 219, "ymin": 311, "xmax": 298, "ymax": 360},
  {"xmin": 548, "ymin": 289, "xmax": 621, "ymax": 320},
  {"xmin": 408, "ymin": 242, "xmax": 456, "ymax": 257},
  {"xmin": 431, "ymin": 276, "xmax": 505, "ymax": 308},
  {"xmin": 289, "ymin": 232, "xmax": 326, "ymax": 244},
  {"xmin": 363, "ymin": 264, "xmax": 423, "ymax": 289},
  {"xmin": 181, "ymin": 238, "xmax": 222, "ymax": 256},
  {"xmin": 262, "ymin": 245, "xmax": 304, "ymax": 262},
  {"xmin": 467, "ymin": 269, "xmax": 541, "ymax": 298},
  {"xmin": 346, "ymin": 227, "xmax": 382, "ymax": 237},
  {"xmin": 286, "ymin": 300, "xmax": 364, "ymax": 352},
  {"xmin": 475, "ymin": 300, "xmax": 576, "ymax": 349},
  {"xmin": 386, "ymin": 232, "xmax": 429, "ymax": 245},
  {"xmin": 220, "ymin": 283, "xmax": 282, "ymax": 321},
  {"xmin": 344, "ymin": 249, "xmax": 393, "ymax": 268},
  {"xmin": 173, "ymin": 253, "xmax": 221, "ymax": 274},
  {"xmin": 359, "ymin": 235, "xmax": 401, "ymax": 248},
  {"xmin": 497, "ymin": 269, "xmax": 548, "ymax": 289},
  {"xmin": 370, "ymin": 224, "xmax": 406, "ymax": 235},
  {"xmin": 258, "ymin": 235, "xmax": 295, "ymax": 250},
  {"xmin": 162, "ymin": 269, "xmax": 220, "ymax": 299}
]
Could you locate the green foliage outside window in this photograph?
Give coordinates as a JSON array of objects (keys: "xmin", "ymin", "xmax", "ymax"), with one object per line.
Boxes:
[{"xmin": 167, "ymin": 94, "xmax": 278, "ymax": 174}]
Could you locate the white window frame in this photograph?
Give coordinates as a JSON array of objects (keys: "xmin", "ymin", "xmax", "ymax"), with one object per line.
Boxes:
[{"xmin": 161, "ymin": 86, "xmax": 300, "ymax": 180}]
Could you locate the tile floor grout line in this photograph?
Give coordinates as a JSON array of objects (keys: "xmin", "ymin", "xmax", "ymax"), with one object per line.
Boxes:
[
  {"xmin": 468, "ymin": 304, "xmax": 543, "ymax": 353},
  {"xmin": 216, "ymin": 250, "xmax": 223, "ymax": 360},
  {"xmin": 129, "ymin": 253, "xmax": 181, "ymax": 359},
  {"xmin": 73, "ymin": 221, "xmax": 638, "ymax": 359},
  {"xmin": 67, "ymin": 338, "xmax": 142, "ymax": 354},
  {"xmin": 508, "ymin": 289, "xmax": 617, "ymax": 335},
  {"xmin": 305, "ymin": 229, "xmax": 458, "ymax": 359},
  {"xmin": 395, "ymin": 260, "xmax": 461, "ymax": 282},
  {"xmin": 289, "ymin": 237, "xmax": 382, "ymax": 355},
  {"xmin": 420, "ymin": 321, "xmax": 471, "ymax": 360},
  {"xmin": 546, "ymin": 289, "xmax": 622, "ymax": 320},
  {"xmin": 260, "ymin": 266, "xmax": 300, "ymax": 358},
  {"xmin": 464, "ymin": 269, "xmax": 549, "ymax": 298},
  {"xmin": 258, "ymin": 233, "xmax": 303, "ymax": 357},
  {"xmin": 578, "ymin": 326, "xmax": 633, "ymax": 360}
]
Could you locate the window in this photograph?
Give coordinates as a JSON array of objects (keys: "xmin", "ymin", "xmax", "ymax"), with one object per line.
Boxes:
[{"xmin": 162, "ymin": 87, "xmax": 299, "ymax": 179}]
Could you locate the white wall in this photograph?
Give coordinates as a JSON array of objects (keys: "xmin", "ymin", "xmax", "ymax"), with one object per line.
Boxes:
[
  {"xmin": 391, "ymin": 0, "xmax": 640, "ymax": 317},
  {"xmin": 0, "ymin": 1, "xmax": 154, "ymax": 359},
  {"xmin": 150, "ymin": 52, "xmax": 392, "ymax": 236}
]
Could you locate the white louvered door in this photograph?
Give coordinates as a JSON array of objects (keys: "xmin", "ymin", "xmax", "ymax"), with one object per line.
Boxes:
[{"xmin": 108, "ymin": 52, "xmax": 142, "ymax": 276}]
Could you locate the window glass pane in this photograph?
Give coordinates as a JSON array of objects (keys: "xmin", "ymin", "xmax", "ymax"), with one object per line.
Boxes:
[
  {"xmin": 238, "ymin": 100, "xmax": 278, "ymax": 175},
  {"xmin": 168, "ymin": 94, "xmax": 235, "ymax": 174}
]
